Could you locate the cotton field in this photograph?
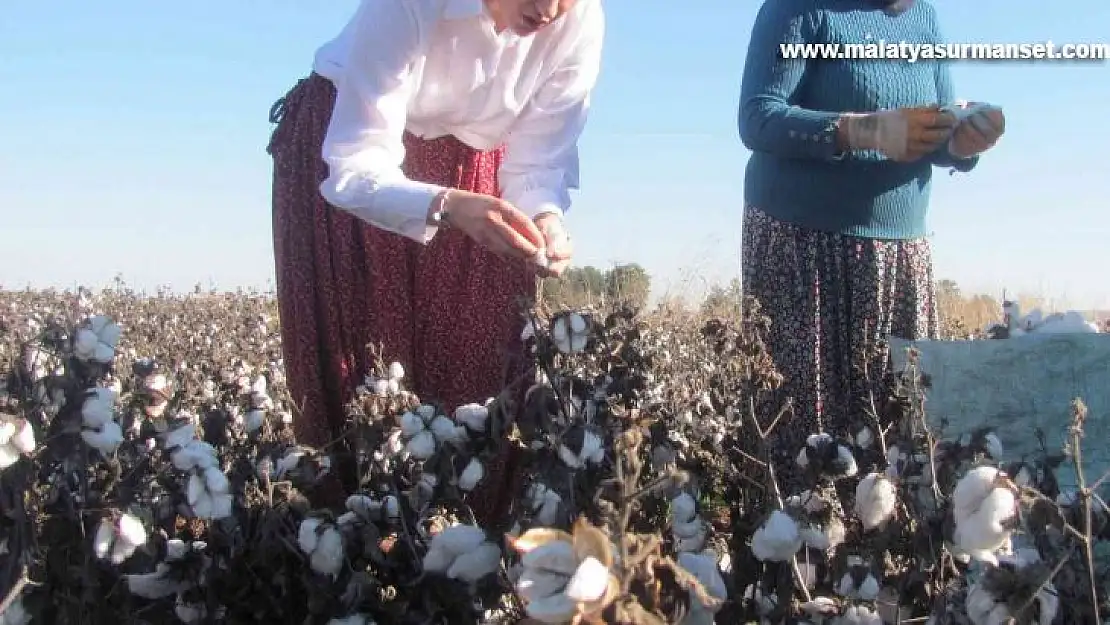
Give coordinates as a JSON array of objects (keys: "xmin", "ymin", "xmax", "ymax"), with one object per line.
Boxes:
[{"xmin": 0, "ymin": 285, "xmax": 1106, "ymax": 624}]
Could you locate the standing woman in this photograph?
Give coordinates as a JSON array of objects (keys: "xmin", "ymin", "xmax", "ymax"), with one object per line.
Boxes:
[
  {"xmin": 267, "ymin": 0, "xmax": 604, "ymax": 510},
  {"xmin": 737, "ymin": 0, "xmax": 1005, "ymax": 474}
]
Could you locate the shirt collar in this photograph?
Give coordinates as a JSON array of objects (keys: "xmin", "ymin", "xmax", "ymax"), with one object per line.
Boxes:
[{"xmin": 443, "ymin": 0, "xmax": 487, "ymax": 20}]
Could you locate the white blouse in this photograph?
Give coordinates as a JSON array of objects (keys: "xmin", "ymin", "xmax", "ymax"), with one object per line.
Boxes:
[{"xmin": 311, "ymin": 0, "xmax": 605, "ymax": 243}]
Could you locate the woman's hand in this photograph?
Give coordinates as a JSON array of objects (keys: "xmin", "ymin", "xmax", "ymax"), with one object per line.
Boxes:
[
  {"xmin": 534, "ymin": 213, "xmax": 573, "ymax": 278},
  {"xmin": 840, "ymin": 106, "xmax": 958, "ymax": 162},
  {"xmin": 433, "ymin": 190, "xmax": 545, "ymax": 260},
  {"xmin": 948, "ymin": 104, "xmax": 1005, "ymax": 158}
]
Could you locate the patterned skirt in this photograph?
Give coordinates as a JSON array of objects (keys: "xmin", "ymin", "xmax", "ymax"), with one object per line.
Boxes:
[
  {"xmin": 266, "ymin": 73, "xmax": 534, "ymax": 522},
  {"xmin": 740, "ymin": 206, "xmax": 939, "ymax": 478}
]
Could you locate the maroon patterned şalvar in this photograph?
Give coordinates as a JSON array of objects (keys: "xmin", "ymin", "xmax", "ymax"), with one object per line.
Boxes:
[{"xmin": 266, "ymin": 73, "xmax": 535, "ymax": 522}]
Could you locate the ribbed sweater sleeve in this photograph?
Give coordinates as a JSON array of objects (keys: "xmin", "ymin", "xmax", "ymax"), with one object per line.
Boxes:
[
  {"xmin": 737, "ymin": 0, "xmax": 844, "ymax": 161},
  {"xmin": 925, "ymin": 8, "xmax": 979, "ymax": 172}
]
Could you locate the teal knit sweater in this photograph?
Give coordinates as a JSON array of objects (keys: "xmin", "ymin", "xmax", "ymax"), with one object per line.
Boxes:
[{"xmin": 738, "ymin": 0, "xmax": 979, "ymax": 240}]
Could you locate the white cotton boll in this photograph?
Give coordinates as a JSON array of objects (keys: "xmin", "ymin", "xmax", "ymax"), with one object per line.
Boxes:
[
  {"xmin": 564, "ymin": 556, "xmax": 610, "ymax": 602},
  {"xmin": 455, "ymin": 403, "xmax": 488, "ymax": 432},
  {"xmin": 74, "ymin": 328, "xmax": 99, "ymax": 359},
  {"xmin": 9, "ymin": 421, "xmax": 34, "ymax": 454},
  {"xmin": 387, "ymin": 379, "xmax": 400, "ymax": 394},
  {"xmin": 81, "ymin": 420, "xmax": 124, "ymax": 454},
  {"xmin": 92, "ymin": 317, "xmax": 122, "ymax": 347},
  {"xmin": 673, "ymin": 519, "xmax": 708, "ymax": 552},
  {"xmin": 751, "ymin": 510, "xmax": 803, "ymax": 562},
  {"xmin": 525, "ymin": 592, "xmax": 578, "ymax": 624},
  {"xmin": 837, "ymin": 445, "xmax": 859, "ymax": 476},
  {"xmin": 250, "ymin": 374, "xmax": 267, "ymax": 396},
  {"xmin": 82, "ymin": 388, "xmax": 116, "ymax": 428},
  {"xmin": 836, "ymin": 605, "xmax": 882, "ymax": 625},
  {"xmin": 117, "ymin": 513, "xmax": 148, "ymax": 549},
  {"xmin": 954, "ymin": 466, "xmax": 1003, "ymax": 520},
  {"xmin": 521, "ymin": 320, "xmax": 536, "ymax": 341},
  {"xmin": 346, "ymin": 495, "xmax": 380, "ymax": 520},
  {"xmin": 677, "ymin": 551, "xmax": 728, "ymax": 604},
  {"xmin": 429, "ymin": 416, "xmax": 462, "ymax": 445},
  {"xmin": 516, "ymin": 568, "xmax": 570, "ymax": 602},
  {"xmin": 125, "ymin": 564, "xmax": 186, "ymax": 599},
  {"xmin": 244, "ymin": 409, "xmax": 265, "ymax": 433},
  {"xmin": 388, "ymin": 362, "xmax": 405, "ymax": 381},
  {"xmin": 309, "ymin": 527, "xmax": 345, "ymax": 578},
  {"xmin": 953, "ymin": 486, "xmax": 1017, "ymax": 565},
  {"xmin": 164, "ymin": 423, "xmax": 197, "ymax": 450},
  {"xmin": 405, "ymin": 430, "xmax": 436, "ymax": 459},
  {"xmin": 579, "ymin": 430, "xmax": 604, "ymax": 464},
  {"xmin": 172, "ymin": 441, "xmax": 218, "ymax": 471},
  {"xmin": 93, "ymin": 518, "xmax": 115, "ymax": 559},
  {"xmin": 431, "ymin": 524, "xmax": 488, "ymax": 557},
  {"xmin": 110, "ymin": 538, "xmax": 138, "ymax": 565},
  {"xmin": 422, "ymin": 544, "xmax": 454, "ymax": 573},
  {"xmin": 400, "ymin": 412, "xmax": 425, "ymax": 438},
  {"xmin": 858, "ymin": 574, "xmax": 880, "ymax": 601},
  {"xmin": 204, "ymin": 467, "xmax": 230, "ymax": 494},
  {"xmin": 670, "ymin": 493, "xmax": 697, "ymax": 525},
  {"xmin": 0, "ymin": 445, "xmax": 19, "ymax": 470},
  {"xmin": 557, "ymin": 444, "xmax": 584, "ymax": 469},
  {"xmin": 298, "ymin": 518, "xmax": 322, "ymax": 555},
  {"xmin": 458, "ymin": 458, "xmax": 484, "ymax": 492},
  {"xmin": 856, "ymin": 426, "xmax": 874, "ymax": 449},
  {"xmin": 416, "ymin": 404, "xmax": 436, "ymax": 422},
  {"xmin": 0, "ymin": 422, "xmax": 14, "ymax": 446},
  {"xmin": 446, "ymin": 542, "xmax": 502, "ymax": 583},
  {"xmin": 93, "ymin": 342, "xmax": 115, "ymax": 364},
  {"xmin": 855, "ymin": 473, "xmax": 898, "ymax": 530},
  {"xmin": 569, "ymin": 313, "xmax": 587, "ymax": 334},
  {"xmin": 521, "ymin": 540, "xmax": 578, "ymax": 576},
  {"xmin": 372, "ymin": 379, "xmax": 389, "ymax": 395}
]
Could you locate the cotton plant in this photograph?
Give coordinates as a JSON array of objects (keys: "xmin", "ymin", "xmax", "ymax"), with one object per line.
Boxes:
[
  {"xmin": 92, "ymin": 511, "xmax": 148, "ymax": 565},
  {"xmin": 298, "ymin": 516, "xmax": 346, "ymax": 579},
  {"xmin": 0, "ymin": 415, "xmax": 36, "ymax": 470},
  {"xmin": 676, "ymin": 550, "xmax": 728, "ymax": 625},
  {"xmin": 525, "ymin": 482, "xmax": 564, "ymax": 526},
  {"xmin": 750, "ymin": 509, "xmax": 803, "ymax": 562},
  {"xmin": 421, "ymin": 523, "xmax": 502, "ymax": 585},
  {"xmin": 854, "ymin": 472, "xmax": 898, "ymax": 531},
  {"xmin": 78, "ymin": 386, "xmax": 124, "ymax": 456},
  {"xmin": 556, "ymin": 423, "xmax": 605, "ymax": 470},
  {"xmin": 162, "ymin": 421, "xmax": 234, "ymax": 520},
  {"xmin": 963, "ymin": 550, "xmax": 1059, "ymax": 625},
  {"xmin": 550, "ymin": 312, "xmax": 590, "ymax": 354},
  {"xmin": 509, "ymin": 519, "xmax": 619, "ymax": 624},
  {"xmin": 796, "ymin": 433, "xmax": 859, "ymax": 480},
  {"xmin": 835, "ymin": 556, "xmax": 880, "ymax": 601},
  {"xmin": 123, "ymin": 538, "xmax": 206, "ymax": 600},
  {"xmin": 950, "ymin": 465, "xmax": 1018, "ymax": 565},
  {"xmin": 73, "ymin": 315, "xmax": 122, "ymax": 364},
  {"xmin": 668, "ymin": 492, "xmax": 708, "ymax": 553}
]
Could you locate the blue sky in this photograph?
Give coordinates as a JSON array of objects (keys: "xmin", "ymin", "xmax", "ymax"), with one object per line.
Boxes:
[{"xmin": 1, "ymin": 0, "xmax": 1108, "ymax": 308}]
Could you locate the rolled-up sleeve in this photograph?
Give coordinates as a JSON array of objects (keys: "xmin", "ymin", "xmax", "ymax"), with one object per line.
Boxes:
[
  {"xmin": 738, "ymin": 0, "xmax": 843, "ymax": 160},
  {"xmin": 498, "ymin": 4, "xmax": 604, "ymax": 220},
  {"xmin": 319, "ymin": 0, "xmax": 445, "ymax": 243}
]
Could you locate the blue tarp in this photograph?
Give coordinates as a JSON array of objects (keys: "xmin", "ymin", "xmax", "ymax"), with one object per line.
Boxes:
[{"xmin": 889, "ymin": 334, "xmax": 1110, "ymax": 488}]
